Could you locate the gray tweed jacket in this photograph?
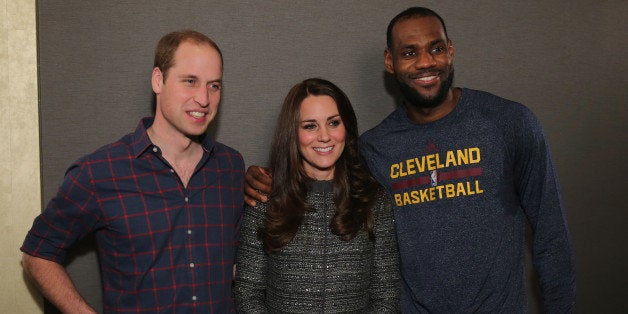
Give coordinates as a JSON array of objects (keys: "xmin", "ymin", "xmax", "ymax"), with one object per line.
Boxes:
[{"xmin": 234, "ymin": 180, "xmax": 400, "ymax": 313}]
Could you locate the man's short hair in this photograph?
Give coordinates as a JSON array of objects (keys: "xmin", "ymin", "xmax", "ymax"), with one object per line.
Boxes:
[
  {"xmin": 386, "ymin": 7, "xmax": 449, "ymax": 49},
  {"xmin": 154, "ymin": 30, "xmax": 223, "ymax": 80}
]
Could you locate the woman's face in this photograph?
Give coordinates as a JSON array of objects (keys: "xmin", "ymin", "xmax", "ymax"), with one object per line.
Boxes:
[{"xmin": 297, "ymin": 95, "xmax": 346, "ymax": 180}]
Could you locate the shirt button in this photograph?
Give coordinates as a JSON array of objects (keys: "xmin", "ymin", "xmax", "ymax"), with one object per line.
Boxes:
[
  {"xmin": 170, "ymin": 169, "xmax": 175, "ymax": 173},
  {"xmin": 187, "ymin": 229, "xmax": 192, "ymax": 235},
  {"xmin": 184, "ymin": 197, "xmax": 189, "ymax": 203},
  {"xmin": 152, "ymin": 146, "xmax": 158, "ymax": 153},
  {"xmin": 192, "ymin": 296, "xmax": 197, "ymax": 301},
  {"xmin": 190, "ymin": 263, "xmax": 195, "ymax": 268}
]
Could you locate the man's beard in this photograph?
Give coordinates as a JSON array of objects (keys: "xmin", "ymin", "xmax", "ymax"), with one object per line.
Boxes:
[{"xmin": 397, "ymin": 68, "xmax": 454, "ymax": 109}]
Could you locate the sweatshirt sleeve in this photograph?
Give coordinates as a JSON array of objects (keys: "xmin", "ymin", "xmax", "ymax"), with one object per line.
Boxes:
[{"xmin": 513, "ymin": 108, "xmax": 576, "ymax": 313}]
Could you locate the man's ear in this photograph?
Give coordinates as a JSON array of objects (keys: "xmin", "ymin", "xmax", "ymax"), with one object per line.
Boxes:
[
  {"xmin": 151, "ymin": 67, "xmax": 163, "ymax": 94},
  {"xmin": 448, "ymin": 39, "xmax": 455, "ymax": 62},
  {"xmin": 384, "ymin": 49, "xmax": 394, "ymax": 74}
]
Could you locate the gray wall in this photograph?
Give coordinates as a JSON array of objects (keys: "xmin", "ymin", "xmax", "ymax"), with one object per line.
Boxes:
[{"xmin": 36, "ymin": 1, "xmax": 627, "ymax": 313}]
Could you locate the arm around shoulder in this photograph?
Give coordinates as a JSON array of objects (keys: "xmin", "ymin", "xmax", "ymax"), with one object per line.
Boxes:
[
  {"xmin": 22, "ymin": 253, "xmax": 96, "ymax": 314},
  {"xmin": 244, "ymin": 166, "xmax": 273, "ymax": 207}
]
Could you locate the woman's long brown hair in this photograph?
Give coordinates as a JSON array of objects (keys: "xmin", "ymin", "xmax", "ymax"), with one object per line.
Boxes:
[{"xmin": 258, "ymin": 78, "xmax": 381, "ymax": 254}]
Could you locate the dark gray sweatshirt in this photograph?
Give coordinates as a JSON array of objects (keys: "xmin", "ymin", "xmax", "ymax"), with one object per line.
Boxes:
[{"xmin": 360, "ymin": 88, "xmax": 575, "ymax": 313}]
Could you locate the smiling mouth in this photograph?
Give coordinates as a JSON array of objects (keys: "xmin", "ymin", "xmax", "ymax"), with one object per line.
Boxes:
[
  {"xmin": 189, "ymin": 111, "xmax": 206, "ymax": 118},
  {"xmin": 417, "ymin": 75, "xmax": 438, "ymax": 82},
  {"xmin": 314, "ymin": 147, "xmax": 333, "ymax": 152},
  {"xmin": 411, "ymin": 72, "xmax": 440, "ymax": 85}
]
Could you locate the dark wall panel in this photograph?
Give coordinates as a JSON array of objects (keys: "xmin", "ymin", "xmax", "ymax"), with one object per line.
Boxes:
[{"xmin": 36, "ymin": 1, "xmax": 628, "ymax": 312}]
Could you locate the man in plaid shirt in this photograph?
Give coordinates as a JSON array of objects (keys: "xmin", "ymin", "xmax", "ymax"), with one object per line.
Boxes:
[{"xmin": 21, "ymin": 30, "xmax": 245, "ymax": 313}]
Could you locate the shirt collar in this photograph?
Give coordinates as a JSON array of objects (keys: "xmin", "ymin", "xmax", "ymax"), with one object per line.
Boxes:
[{"xmin": 130, "ymin": 117, "xmax": 216, "ymax": 158}]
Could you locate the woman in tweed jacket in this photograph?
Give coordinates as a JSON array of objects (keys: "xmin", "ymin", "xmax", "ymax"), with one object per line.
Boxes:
[{"xmin": 234, "ymin": 78, "xmax": 400, "ymax": 313}]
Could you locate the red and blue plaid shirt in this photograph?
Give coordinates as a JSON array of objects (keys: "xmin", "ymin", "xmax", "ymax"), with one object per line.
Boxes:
[{"xmin": 22, "ymin": 118, "xmax": 245, "ymax": 313}]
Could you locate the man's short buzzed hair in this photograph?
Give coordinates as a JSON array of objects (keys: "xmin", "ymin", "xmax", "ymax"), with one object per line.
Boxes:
[{"xmin": 386, "ymin": 7, "xmax": 449, "ymax": 49}]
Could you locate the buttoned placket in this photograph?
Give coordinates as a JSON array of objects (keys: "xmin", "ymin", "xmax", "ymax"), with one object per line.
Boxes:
[
  {"xmin": 153, "ymin": 144, "xmax": 199, "ymax": 303},
  {"xmin": 184, "ymin": 194, "xmax": 197, "ymax": 302}
]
